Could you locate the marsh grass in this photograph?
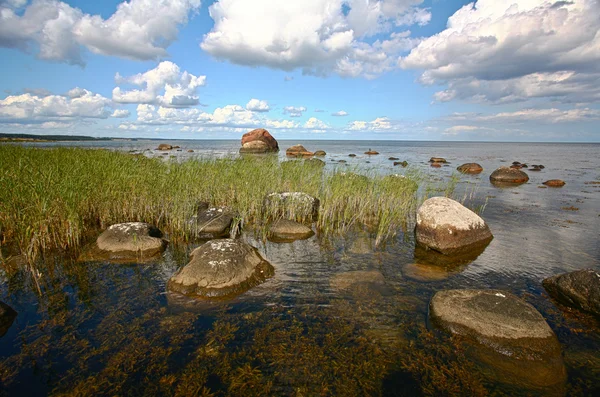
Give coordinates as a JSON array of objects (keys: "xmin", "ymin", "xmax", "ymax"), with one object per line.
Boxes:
[{"xmin": 0, "ymin": 146, "xmax": 422, "ymax": 269}]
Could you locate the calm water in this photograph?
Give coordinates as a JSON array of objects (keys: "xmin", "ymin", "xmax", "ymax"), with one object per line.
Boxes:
[{"xmin": 1, "ymin": 140, "xmax": 599, "ymax": 395}]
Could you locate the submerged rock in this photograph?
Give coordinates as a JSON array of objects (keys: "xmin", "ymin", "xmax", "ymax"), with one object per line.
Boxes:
[
  {"xmin": 430, "ymin": 289, "xmax": 566, "ymax": 390},
  {"xmin": 415, "ymin": 197, "xmax": 493, "ymax": 256},
  {"xmin": 314, "ymin": 150, "xmax": 326, "ymax": 156},
  {"xmin": 0, "ymin": 301, "xmax": 17, "ymax": 337},
  {"xmin": 490, "ymin": 166, "xmax": 529, "ymax": 185},
  {"xmin": 268, "ymin": 219, "xmax": 314, "ymax": 242},
  {"xmin": 457, "ymin": 163, "xmax": 483, "ymax": 174},
  {"xmin": 542, "ymin": 269, "xmax": 600, "ymax": 317},
  {"xmin": 85, "ymin": 222, "xmax": 168, "ymax": 262},
  {"xmin": 190, "ymin": 204, "xmax": 236, "ymax": 239},
  {"xmin": 429, "ymin": 157, "xmax": 447, "ymax": 163},
  {"xmin": 388, "ymin": 157, "xmax": 399, "ymax": 161},
  {"xmin": 393, "ymin": 161, "xmax": 408, "ymax": 167},
  {"xmin": 156, "ymin": 143, "xmax": 173, "ymax": 151},
  {"xmin": 264, "ymin": 192, "xmax": 320, "ymax": 222},
  {"xmin": 330, "ymin": 270, "xmax": 386, "ymax": 291},
  {"xmin": 168, "ymin": 239, "xmax": 274, "ymax": 299},
  {"xmin": 286, "ymin": 144, "xmax": 314, "ymax": 157},
  {"xmin": 348, "ymin": 154, "xmax": 356, "ymax": 157},
  {"xmin": 239, "ymin": 128, "xmax": 279, "ymax": 153},
  {"xmin": 364, "ymin": 149, "xmax": 379, "ymax": 155},
  {"xmin": 543, "ymin": 179, "xmax": 565, "ymax": 187}
]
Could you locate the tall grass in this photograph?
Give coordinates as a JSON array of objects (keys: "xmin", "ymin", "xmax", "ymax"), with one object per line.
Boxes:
[{"xmin": 0, "ymin": 146, "xmax": 423, "ymax": 266}]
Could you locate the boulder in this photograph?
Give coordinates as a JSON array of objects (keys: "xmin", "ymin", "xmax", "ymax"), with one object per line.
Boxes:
[
  {"xmin": 190, "ymin": 203, "xmax": 236, "ymax": 239},
  {"xmin": 264, "ymin": 192, "xmax": 320, "ymax": 222},
  {"xmin": 430, "ymin": 289, "xmax": 566, "ymax": 390},
  {"xmin": 364, "ymin": 150, "xmax": 379, "ymax": 155},
  {"xmin": 543, "ymin": 179, "xmax": 565, "ymax": 187},
  {"xmin": 92, "ymin": 222, "xmax": 167, "ymax": 261},
  {"xmin": 239, "ymin": 128, "xmax": 279, "ymax": 153},
  {"xmin": 542, "ymin": 269, "xmax": 600, "ymax": 317},
  {"xmin": 268, "ymin": 219, "xmax": 314, "ymax": 242},
  {"xmin": 314, "ymin": 150, "xmax": 326, "ymax": 156},
  {"xmin": 157, "ymin": 143, "xmax": 173, "ymax": 151},
  {"xmin": 430, "ymin": 162, "xmax": 442, "ymax": 168},
  {"xmin": 168, "ymin": 239, "xmax": 274, "ymax": 299},
  {"xmin": 286, "ymin": 144, "xmax": 314, "ymax": 157},
  {"xmin": 490, "ymin": 166, "xmax": 529, "ymax": 185},
  {"xmin": 415, "ymin": 197, "xmax": 492, "ymax": 255},
  {"xmin": 429, "ymin": 157, "xmax": 447, "ymax": 163},
  {"xmin": 0, "ymin": 301, "xmax": 17, "ymax": 337},
  {"xmin": 457, "ymin": 163, "xmax": 483, "ymax": 174}
]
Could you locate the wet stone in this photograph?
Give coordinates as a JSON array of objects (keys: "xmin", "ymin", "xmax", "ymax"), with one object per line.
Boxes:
[
  {"xmin": 0, "ymin": 301, "xmax": 17, "ymax": 337},
  {"xmin": 490, "ymin": 167, "xmax": 529, "ymax": 185},
  {"xmin": 543, "ymin": 269, "xmax": 600, "ymax": 317},
  {"xmin": 268, "ymin": 219, "xmax": 314, "ymax": 243},
  {"xmin": 190, "ymin": 205, "xmax": 236, "ymax": 239}
]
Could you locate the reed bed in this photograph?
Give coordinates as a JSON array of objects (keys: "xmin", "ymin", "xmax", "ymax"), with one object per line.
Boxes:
[{"xmin": 0, "ymin": 146, "xmax": 423, "ymax": 267}]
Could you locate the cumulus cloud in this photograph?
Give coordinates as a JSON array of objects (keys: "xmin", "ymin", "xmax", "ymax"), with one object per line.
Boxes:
[
  {"xmin": 112, "ymin": 61, "xmax": 206, "ymax": 108},
  {"xmin": 283, "ymin": 106, "xmax": 307, "ymax": 117},
  {"xmin": 0, "ymin": 89, "xmax": 112, "ymax": 123},
  {"xmin": 0, "ymin": 0, "xmax": 201, "ymax": 65},
  {"xmin": 245, "ymin": 98, "xmax": 270, "ymax": 112},
  {"xmin": 201, "ymin": 0, "xmax": 428, "ymax": 78},
  {"xmin": 400, "ymin": 0, "xmax": 600, "ymax": 104},
  {"xmin": 347, "ymin": 117, "xmax": 393, "ymax": 131},
  {"xmin": 304, "ymin": 117, "xmax": 330, "ymax": 130},
  {"xmin": 332, "ymin": 110, "xmax": 348, "ymax": 116},
  {"xmin": 111, "ymin": 109, "xmax": 130, "ymax": 118}
]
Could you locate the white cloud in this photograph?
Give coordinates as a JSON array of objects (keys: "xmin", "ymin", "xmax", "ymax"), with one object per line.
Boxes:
[
  {"xmin": 246, "ymin": 98, "xmax": 270, "ymax": 112},
  {"xmin": 111, "ymin": 109, "xmax": 130, "ymax": 118},
  {"xmin": 112, "ymin": 61, "xmax": 206, "ymax": 108},
  {"xmin": 400, "ymin": 0, "xmax": 600, "ymax": 104},
  {"xmin": 447, "ymin": 108, "xmax": 600, "ymax": 124},
  {"xmin": 332, "ymin": 110, "xmax": 348, "ymax": 116},
  {"xmin": 348, "ymin": 117, "xmax": 393, "ymax": 131},
  {"xmin": 283, "ymin": 106, "xmax": 307, "ymax": 117},
  {"xmin": 0, "ymin": 0, "xmax": 201, "ymax": 65},
  {"xmin": 0, "ymin": 89, "xmax": 112, "ymax": 122},
  {"xmin": 304, "ymin": 117, "xmax": 329, "ymax": 130},
  {"xmin": 201, "ymin": 0, "xmax": 427, "ymax": 78},
  {"xmin": 443, "ymin": 125, "xmax": 481, "ymax": 135}
]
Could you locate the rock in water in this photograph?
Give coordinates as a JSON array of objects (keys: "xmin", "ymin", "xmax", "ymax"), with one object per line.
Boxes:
[
  {"xmin": 415, "ymin": 197, "xmax": 492, "ymax": 255},
  {"xmin": 156, "ymin": 143, "xmax": 173, "ymax": 150},
  {"xmin": 429, "ymin": 157, "xmax": 447, "ymax": 163},
  {"xmin": 286, "ymin": 144, "xmax": 314, "ymax": 157},
  {"xmin": 269, "ymin": 219, "xmax": 314, "ymax": 242},
  {"xmin": 93, "ymin": 222, "xmax": 167, "ymax": 261},
  {"xmin": 430, "ymin": 289, "xmax": 566, "ymax": 390},
  {"xmin": 364, "ymin": 150, "xmax": 379, "ymax": 155},
  {"xmin": 542, "ymin": 179, "xmax": 565, "ymax": 187},
  {"xmin": 264, "ymin": 192, "xmax": 320, "ymax": 222},
  {"xmin": 239, "ymin": 128, "xmax": 279, "ymax": 153},
  {"xmin": 542, "ymin": 269, "xmax": 600, "ymax": 317},
  {"xmin": 490, "ymin": 166, "xmax": 529, "ymax": 185},
  {"xmin": 0, "ymin": 301, "xmax": 17, "ymax": 337},
  {"xmin": 457, "ymin": 163, "xmax": 483, "ymax": 174},
  {"xmin": 314, "ymin": 150, "xmax": 326, "ymax": 156},
  {"xmin": 168, "ymin": 239, "xmax": 274, "ymax": 299},
  {"xmin": 330, "ymin": 270, "xmax": 386, "ymax": 291},
  {"xmin": 190, "ymin": 206, "xmax": 235, "ymax": 239}
]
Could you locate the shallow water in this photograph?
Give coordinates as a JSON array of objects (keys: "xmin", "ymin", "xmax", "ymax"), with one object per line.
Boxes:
[{"xmin": 1, "ymin": 140, "xmax": 599, "ymax": 395}]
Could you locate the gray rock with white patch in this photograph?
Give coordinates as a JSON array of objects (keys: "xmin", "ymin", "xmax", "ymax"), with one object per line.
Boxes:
[
  {"xmin": 415, "ymin": 197, "xmax": 493, "ymax": 255},
  {"xmin": 190, "ymin": 204, "xmax": 236, "ymax": 239},
  {"xmin": 94, "ymin": 222, "xmax": 167, "ymax": 261},
  {"xmin": 167, "ymin": 239, "xmax": 274, "ymax": 299},
  {"xmin": 268, "ymin": 219, "xmax": 314, "ymax": 242},
  {"xmin": 543, "ymin": 269, "xmax": 600, "ymax": 317},
  {"xmin": 264, "ymin": 192, "xmax": 320, "ymax": 222}
]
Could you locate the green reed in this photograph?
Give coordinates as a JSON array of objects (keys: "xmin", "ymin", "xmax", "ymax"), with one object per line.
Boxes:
[{"xmin": 0, "ymin": 146, "xmax": 423, "ymax": 267}]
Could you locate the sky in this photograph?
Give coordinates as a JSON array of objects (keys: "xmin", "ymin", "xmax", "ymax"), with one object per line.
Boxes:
[{"xmin": 0, "ymin": 0, "xmax": 599, "ymax": 142}]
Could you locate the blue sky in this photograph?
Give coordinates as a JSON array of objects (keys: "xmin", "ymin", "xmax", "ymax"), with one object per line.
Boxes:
[{"xmin": 1, "ymin": 0, "xmax": 599, "ymax": 141}]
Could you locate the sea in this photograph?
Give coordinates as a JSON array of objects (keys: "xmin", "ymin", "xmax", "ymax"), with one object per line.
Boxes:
[{"xmin": 1, "ymin": 140, "xmax": 599, "ymax": 395}]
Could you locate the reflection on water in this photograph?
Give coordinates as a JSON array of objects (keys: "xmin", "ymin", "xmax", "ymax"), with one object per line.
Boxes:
[{"xmin": 1, "ymin": 141, "xmax": 599, "ymax": 395}]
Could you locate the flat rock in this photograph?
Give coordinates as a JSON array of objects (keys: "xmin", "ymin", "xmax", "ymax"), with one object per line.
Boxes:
[
  {"xmin": 364, "ymin": 150, "xmax": 379, "ymax": 155},
  {"xmin": 92, "ymin": 222, "xmax": 167, "ymax": 261},
  {"xmin": 286, "ymin": 144, "xmax": 314, "ymax": 157},
  {"xmin": 168, "ymin": 239, "xmax": 274, "ymax": 299},
  {"xmin": 0, "ymin": 301, "xmax": 17, "ymax": 337},
  {"xmin": 429, "ymin": 157, "xmax": 447, "ymax": 163},
  {"xmin": 543, "ymin": 269, "xmax": 600, "ymax": 317},
  {"xmin": 415, "ymin": 197, "xmax": 493, "ymax": 255},
  {"xmin": 490, "ymin": 167, "xmax": 529, "ymax": 185},
  {"xmin": 457, "ymin": 163, "xmax": 483, "ymax": 174},
  {"xmin": 543, "ymin": 179, "xmax": 565, "ymax": 187},
  {"xmin": 269, "ymin": 219, "xmax": 314, "ymax": 242},
  {"xmin": 190, "ymin": 205, "xmax": 235, "ymax": 239}
]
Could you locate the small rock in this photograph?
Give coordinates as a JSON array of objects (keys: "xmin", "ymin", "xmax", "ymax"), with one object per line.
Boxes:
[
  {"xmin": 490, "ymin": 167, "xmax": 529, "ymax": 185},
  {"xmin": 543, "ymin": 179, "xmax": 565, "ymax": 187},
  {"xmin": 364, "ymin": 149, "xmax": 379, "ymax": 155},
  {"xmin": 348, "ymin": 154, "xmax": 357, "ymax": 157},
  {"xmin": 429, "ymin": 157, "xmax": 447, "ymax": 163},
  {"xmin": 286, "ymin": 144, "xmax": 314, "ymax": 157},
  {"xmin": 415, "ymin": 197, "xmax": 493, "ymax": 255},
  {"xmin": 269, "ymin": 219, "xmax": 314, "ymax": 242},
  {"xmin": 457, "ymin": 163, "xmax": 483, "ymax": 174},
  {"xmin": 393, "ymin": 161, "xmax": 408, "ymax": 167},
  {"xmin": 388, "ymin": 157, "xmax": 399, "ymax": 161},
  {"xmin": 168, "ymin": 239, "xmax": 274, "ymax": 299},
  {"xmin": 157, "ymin": 143, "xmax": 173, "ymax": 150},
  {"xmin": 314, "ymin": 150, "xmax": 326, "ymax": 156},
  {"xmin": 187, "ymin": 149, "xmax": 194, "ymax": 153},
  {"xmin": 190, "ymin": 205, "xmax": 236, "ymax": 239},
  {"xmin": 542, "ymin": 269, "xmax": 600, "ymax": 317},
  {"xmin": 89, "ymin": 222, "xmax": 168, "ymax": 262}
]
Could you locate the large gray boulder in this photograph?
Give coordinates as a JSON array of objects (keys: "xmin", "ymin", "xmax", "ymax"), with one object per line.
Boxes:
[
  {"xmin": 168, "ymin": 239, "xmax": 274, "ymax": 299},
  {"xmin": 268, "ymin": 219, "xmax": 314, "ymax": 242},
  {"xmin": 90, "ymin": 222, "xmax": 167, "ymax": 262},
  {"xmin": 543, "ymin": 269, "xmax": 600, "ymax": 317},
  {"xmin": 415, "ymin": 197, "xmax": 492, "ymax": 255},
  {"xmin": 264, "ymin": 192, "xmax": 320, "ymax": 222},
  {"xmin": 430, "ymin": 289, "xmax": 566, "ymax": 390},
  {"xmin": 0, "ymin": 301, "xmax": 17, "ymax": 337},
  {"xmin": 190, "ymin": 203, "xmax": 236, "ymax": 239}
]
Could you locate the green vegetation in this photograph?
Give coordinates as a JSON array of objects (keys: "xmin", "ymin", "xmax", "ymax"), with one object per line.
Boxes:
[{"xmin": 0, "ymin": 146, "xmax": 421, "ymax": 266}]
